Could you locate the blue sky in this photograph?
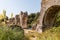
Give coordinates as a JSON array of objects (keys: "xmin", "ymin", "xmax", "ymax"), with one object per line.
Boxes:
[{"xmin": 0, "ymin": 0, "xmax": 41, "ymax": 17}]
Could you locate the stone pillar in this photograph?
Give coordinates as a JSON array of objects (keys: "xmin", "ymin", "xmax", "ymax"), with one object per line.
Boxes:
[
  {"xmin": 19, "ymin": 11, "xmax": 28, "ymax": 29},
  {"xmin": 19, "ymin": 11, "xmax": 23, "ymax": 27}
]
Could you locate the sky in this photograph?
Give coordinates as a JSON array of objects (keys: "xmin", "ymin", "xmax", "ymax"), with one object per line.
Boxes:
[{"xmin": 0, "ymin": 0, "xmax": 41, "ymax": 17}]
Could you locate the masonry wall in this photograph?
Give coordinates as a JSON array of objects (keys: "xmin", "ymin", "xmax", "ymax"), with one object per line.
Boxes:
[
  {"xmin": 20, "ymin": 12, "xmax": 28, "ymax": 29},
  {"xmin": 36, "ymin": 0, "xmax": 60, "ymax": 33},
  {"xmin": 6, "ymin": 11, "xmax": 28, "ymax": 29}
]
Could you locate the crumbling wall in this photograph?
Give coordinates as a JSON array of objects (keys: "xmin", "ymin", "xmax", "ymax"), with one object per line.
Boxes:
[
  {"xmin": 36, "ymin": 0, "xmax": 60, "ymax": 33},
  {"xmin": 43, "ymin": 5, "xmax": 60, "ymax": 30},
  {"xmin": 6, "ymin": 11, "xmax": 28, "ymax": 29},
  {"xmin": 20, "ymin": 11, "xmax": 28, "ymax": 29}
]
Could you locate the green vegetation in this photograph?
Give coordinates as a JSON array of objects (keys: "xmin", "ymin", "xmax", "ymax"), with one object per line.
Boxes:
[
  {"xmin": 0, "ymin": 26, "xmax": 28, "ymax": 40},
  {"xmin": 0, "ymin": 10, "xmax": 8, "ymax": 23},
  {"xmin": 26, "ymin": 26, "xmax": 60, "ymax": 40},
  {"xmin": 11, "ymin": 13, "xmax": 13, "ymax": 18},
  {"xmin": 37, "ymin": 26, "xmax": 60, "ymax": 40},
  {"xmin": 54, "ymin": 10, "xmax": 60, "ymax": 27},
  {"xmin": 27, "ymin": 12, "xmax": 40, "ymax": 28},
  {"xmin": 0, "ymin": 9, "xmax": 60, "ymax": 40}
]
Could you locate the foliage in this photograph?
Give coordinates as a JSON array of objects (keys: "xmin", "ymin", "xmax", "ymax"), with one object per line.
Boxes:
[
  {"xmin": 0, "ymin": 10, "xmax": 8, "ymax": 23},
  {"xmin": 27, "ymin": 12, "xmax": 40, "ymax": 28},
  {"xmin": 0, "ymin": 14, "xmax": 5, "ymax": 21},
  {"xmin": 54, "ymin": 10, "xmax": 60, "ymax": 27},
  {"xmin": 0, "ymin": 26, "xmax": 28, "ymax": 40},
  {"xmin": 11, "ymin": 13, "xmax": 13, "ymax": 18}
]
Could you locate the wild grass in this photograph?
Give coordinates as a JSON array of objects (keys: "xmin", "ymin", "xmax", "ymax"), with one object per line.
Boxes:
[
  {"xmin": 0, "ymin": 26, "xmax": 29, "ymax": 40},
  {"xmin": 25, "ymin": 26, "xmax": 60, "ymax": 40},
  {"xmin": 37, "ymin": 26, "xmax": 60, "ymax": 40}
]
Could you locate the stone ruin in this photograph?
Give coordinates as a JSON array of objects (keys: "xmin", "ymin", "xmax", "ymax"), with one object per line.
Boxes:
[
  {"xmin": 6, "ymin": 11, "xmax": 28, "ymax": 29},
  {"xmin": 19, "ymin": 11, "xmax": 28, "ymax": 29},
  {"xmin": 36, "ymin": 0, "xmax": 60, "ymax": 33},
  {"xmin": 5, "ymin": 0, "xmax": 60, "ymax": 33}
]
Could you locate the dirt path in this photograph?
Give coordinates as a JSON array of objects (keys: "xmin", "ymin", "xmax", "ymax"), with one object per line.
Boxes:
[{"xmin": 24, "ymin": 29, "xmax": 38, "ymax": 40}]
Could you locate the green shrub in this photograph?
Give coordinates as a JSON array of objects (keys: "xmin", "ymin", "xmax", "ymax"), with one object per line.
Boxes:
[
  {"xmin": 55, "ymin": 10, "xmax": 60, "ymax": 27},
  {"xmin": 0, "ymin": 26, "xmax": 26, "ymax": 40}
]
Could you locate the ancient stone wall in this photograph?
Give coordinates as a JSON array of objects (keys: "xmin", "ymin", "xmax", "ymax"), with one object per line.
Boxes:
[
  {"xmin": 6, "ymin": 11, "xmax": 28, "ymax": 29},
  {"xmin": 20, "ymin": 11, "xmax": 28, "ymax": 29},
  {"xmin": 36, "ymin": 0, "xmax": 60, "ymax": 33},
  {"xmin": 15, "ymin": 15, "xmax": 20, "ymax": 26}
]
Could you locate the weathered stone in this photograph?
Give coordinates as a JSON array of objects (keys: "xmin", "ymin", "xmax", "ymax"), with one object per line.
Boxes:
[
  {"xmin": 6, "ymin": 11, "xmax": 28, "ymax": 29},
  {"xmin": 20, "ymin": 11, "xmax": 28, "ymax": 29},
  {"xmin": 36, "ymin": 0, "xmax": 60, "ymax": 33},
  {"xmin": 32, "ymin": 24, "xmax": 37, "ymax": 30},
  {"xmin": 15, "ymin": 15, "xmax": 20, "ymax": 26}
]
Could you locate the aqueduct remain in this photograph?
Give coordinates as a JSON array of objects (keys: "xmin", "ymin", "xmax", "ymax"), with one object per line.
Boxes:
[{"xmin": 36, "ymin": 0, "xmax": 60, "ymax": 33}]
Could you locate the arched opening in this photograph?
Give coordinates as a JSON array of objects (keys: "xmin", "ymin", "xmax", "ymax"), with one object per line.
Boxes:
[{"xmin": 43, "ymin": 5, "xmax": 60, "ymax": 30}]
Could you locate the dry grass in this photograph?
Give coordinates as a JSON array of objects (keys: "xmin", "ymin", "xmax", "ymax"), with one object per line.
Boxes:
[{"xmin": 25, "ymin": 26, "xmax": 60, "ymax": 40}]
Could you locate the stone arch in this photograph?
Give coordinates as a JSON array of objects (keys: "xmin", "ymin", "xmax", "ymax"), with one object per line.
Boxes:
[{"xmin": 42, "ymin": 5, "xmax": 60, "ymax": 30}]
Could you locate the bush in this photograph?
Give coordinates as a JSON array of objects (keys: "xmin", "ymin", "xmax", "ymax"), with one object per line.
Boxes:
[
  {"xmin": 54, "ymin": 10, "xmax": 60, "ymax": 27},
  {"xmin": 0, "ymin": 26, "xmax": 25, "ymax": 40}
]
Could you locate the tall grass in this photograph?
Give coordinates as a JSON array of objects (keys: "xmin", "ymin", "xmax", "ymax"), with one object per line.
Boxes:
[
  {"xmin": 0, "ymin": 26, "xmax": 28, "ymax": 40},
  {"xmin": 37, "ymin": 26, "xmax": 60, "ymax": 40}
]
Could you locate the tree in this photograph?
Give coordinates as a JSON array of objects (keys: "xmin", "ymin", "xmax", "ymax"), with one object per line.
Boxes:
[
  {"xmin": 3, "ymin": 9, "xmax": 6, "ymax": 18},
  {"xmin": 27, "ymin": 12, "xmax": 40, "ymax": 28},
  {"xmin": 11, "ymin": 12, "xmax": 13, "ymax": 18},
  {"xmin": 0, "ymin": 10, "xmax": 8, "ymax": 22},
  {"xmin": 3, "ymin": 10, "xmax": 6, "ymax": 22}
]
